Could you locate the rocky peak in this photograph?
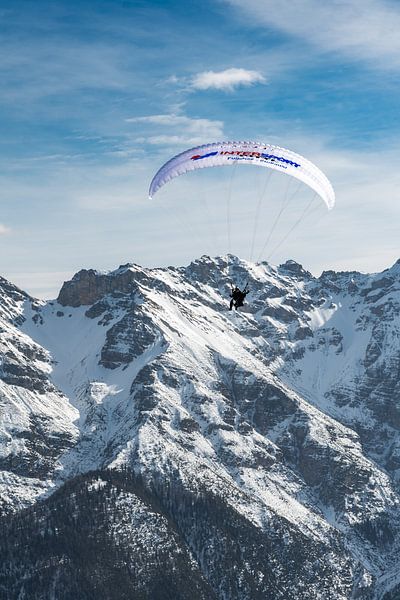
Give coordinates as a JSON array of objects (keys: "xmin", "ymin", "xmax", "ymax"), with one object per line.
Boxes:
[
  {"xmin": 57, "ymin": 265, "xmax": 143, "ymax": 307},
  {"xmin": 186, "ymin": 254, "xmax": 230, "ymax": 284},
  {"xmin": 278, "ymin": 259, "xmax": 312, "ymax": 279},
  {"xmin": 0, "ymin": 276, "xmax": 30, "ymax": 303},
  {"xmin": 316, "ymin": 270, "xmax": 367, "ymax": 296},
  {"xmin": 0, "ymin": 276, "xmax": 32, "ymax": 324}
]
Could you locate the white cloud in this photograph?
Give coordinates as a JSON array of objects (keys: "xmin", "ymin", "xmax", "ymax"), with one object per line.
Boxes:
[
  {"xmin": 165, "ymin": 75, "xmax": 180, "ymax": 85},
  {"xmin": 191, "ymin": 68, "xmax": 265, "ymax": 91},
  {"xmin": 225, "ymin": 0, "xmax": 400, "ymax": 70},
  {"xmin": 126, "ymin": 113, "xmax": 224, "ymax": 146},
  {"xmin": 0, "ymin": 223, "xmax": 11, "ymax": 235}
]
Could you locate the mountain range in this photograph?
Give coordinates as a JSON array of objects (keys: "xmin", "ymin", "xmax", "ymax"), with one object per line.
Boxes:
[{"xmin": 1, "ymin": 255, "xmax": 400, "ymax": 599}]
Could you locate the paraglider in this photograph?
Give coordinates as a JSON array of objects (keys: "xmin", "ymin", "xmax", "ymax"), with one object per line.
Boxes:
[
  {"xmin": 148, "ymin": 141, "xmax": 335, "ymax": 311},
  {"xmin": 229, "ymin": 284, "xmax": 249, "ymax": 311}
]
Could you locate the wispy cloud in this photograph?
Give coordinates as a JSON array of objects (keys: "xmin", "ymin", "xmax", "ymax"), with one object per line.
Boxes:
[
  {"xmin": 225, "ymin": 0, "xmax": 400, "ymax": 70},
  {"xmin": 126, "ymin": 113, "xmax": 224, "ymax": 146},
  {"xmin": 0, "ymin": 41, "xmax": 132, "ymax": 105},
  {"xmin": 0, "ymin": 224, "xmax": 11, "ymax": 235},
  {"xmin": 191, "ymin": 68, "xmax": 265, "ymax": 91}
]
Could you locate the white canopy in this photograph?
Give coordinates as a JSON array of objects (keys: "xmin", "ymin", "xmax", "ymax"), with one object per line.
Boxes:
[{"xmin": 149, "ymin": 141, "xmax": 335, "ymax": 210}]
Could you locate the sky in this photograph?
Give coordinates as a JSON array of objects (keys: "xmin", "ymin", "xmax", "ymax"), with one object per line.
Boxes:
[{"xmin": 1, "ymin": 0, "xmax": 400, "ymax": 297}]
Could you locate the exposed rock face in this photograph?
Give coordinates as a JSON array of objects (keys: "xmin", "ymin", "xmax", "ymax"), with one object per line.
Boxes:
[
  {"xmin": 57, "ymin": 264, "xmax": 144, "ymax": 307},
  {"xmin": 2, "ymin": 256, "xmax": 400, "ymax": 598},
  {"xmin": 99, "ymin": 307, "xmax": 163, "ymax": 370}
]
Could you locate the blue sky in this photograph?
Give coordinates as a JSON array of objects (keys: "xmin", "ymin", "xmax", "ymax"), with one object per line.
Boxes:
[{"xmin": 1, "ymin": 0, "xmax": 400, "ymax": 297}]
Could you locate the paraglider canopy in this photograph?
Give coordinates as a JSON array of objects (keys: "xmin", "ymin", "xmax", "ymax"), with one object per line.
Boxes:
[{"xmin": 148, "ymin": 141, "xmax": 335, "ymax": 210}]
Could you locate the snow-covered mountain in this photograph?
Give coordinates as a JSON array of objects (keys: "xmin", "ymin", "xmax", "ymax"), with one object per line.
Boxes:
[{"xmin": 2, "ymin": 255, "xmax": 400, "ymax": 599}]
